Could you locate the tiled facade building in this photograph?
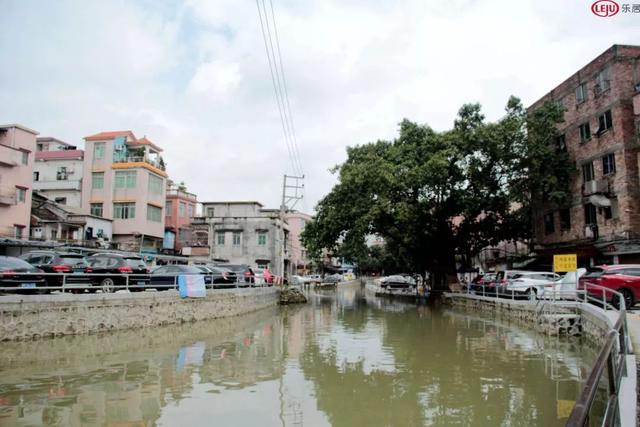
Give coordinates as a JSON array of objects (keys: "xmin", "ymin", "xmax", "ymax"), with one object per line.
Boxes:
[{"xmin": 529, "ymin": 45, "xmax": 640, "ymax": 265}]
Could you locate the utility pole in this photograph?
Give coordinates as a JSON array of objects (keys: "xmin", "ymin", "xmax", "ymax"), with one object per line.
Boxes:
[{"xmin": 279, "ymin": 174, "xmax": 304, "ymax": 278}]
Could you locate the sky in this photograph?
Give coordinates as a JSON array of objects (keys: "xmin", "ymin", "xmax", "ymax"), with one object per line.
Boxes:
[{"xmin": 1, "ymin": 0, "xmax": 638, "ymax": 213}]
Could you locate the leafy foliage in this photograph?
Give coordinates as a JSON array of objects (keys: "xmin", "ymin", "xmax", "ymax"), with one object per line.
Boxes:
[{"xmin": 301, "ymin": 97, "xmax": 570, "ymax": 288}]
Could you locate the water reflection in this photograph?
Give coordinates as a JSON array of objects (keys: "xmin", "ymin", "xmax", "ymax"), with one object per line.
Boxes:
[{"xmin": 0, "ymin": 283, "xmax": 596, "ymax": 426}]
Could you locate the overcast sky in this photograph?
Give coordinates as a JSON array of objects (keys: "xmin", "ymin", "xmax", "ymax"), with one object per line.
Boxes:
[{"xmin": 1, "ymin": 0, "xmax": 638, "ymax": 212}]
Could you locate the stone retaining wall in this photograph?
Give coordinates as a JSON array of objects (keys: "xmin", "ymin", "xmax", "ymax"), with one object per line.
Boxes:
[{"xmin": 0, "ymin": 288, "xmax": 279, "ymax": 341}]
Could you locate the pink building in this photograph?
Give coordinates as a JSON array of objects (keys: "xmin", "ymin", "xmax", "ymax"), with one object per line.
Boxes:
[
  {"xmin": 285, "ymin": 211, "xmax": 312, "ymax": 273},
  {"xmin": 81, "ymin": 130, "xmax": 167, "ymax": 251},
  {"xmin": 164, "ymin": 184, "xmax": 198, "ymax": 253},
  {"xmin": 0, "ymin": 124, "xmax": 39, "ymax": 239}
]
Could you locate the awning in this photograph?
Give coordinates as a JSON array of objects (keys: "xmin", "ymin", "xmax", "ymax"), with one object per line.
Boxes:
[{"xmin": 587, "ymin": 194, "xmax": 611, "ymax": 207}]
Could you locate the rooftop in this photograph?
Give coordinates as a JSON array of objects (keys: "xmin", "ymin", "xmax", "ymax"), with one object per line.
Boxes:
[
  {"xmin": 36, "ymin": 136, "xmax": 72, "ymax": 147},
  {"xmin": 0, "ymin": 124, "xmax": 39, "ymax": 135},
  {"xmin": 84, "ymin": 130, "xmax": 134, "ymax": 141},
  {"xmin": 35, "ymin": 149, "xmax": 84, "ymax": 161},
  {"xmin": 201, "ymin": 201, "xmax": 264, "ymax": 207}
]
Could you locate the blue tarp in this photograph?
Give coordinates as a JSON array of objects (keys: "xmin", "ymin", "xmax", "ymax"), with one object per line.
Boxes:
[{"xmin": 178, "ymin": 275, "xmax": 206, "ymax": 298}]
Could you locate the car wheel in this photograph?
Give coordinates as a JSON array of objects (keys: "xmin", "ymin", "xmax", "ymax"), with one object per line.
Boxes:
[
  {"xmin": 618, "ymin": 288, "xmax": 635, "ymax": 310},
  {"xmin": 101, "ymin": 278, "xmax": 116, "ymax": 293}
]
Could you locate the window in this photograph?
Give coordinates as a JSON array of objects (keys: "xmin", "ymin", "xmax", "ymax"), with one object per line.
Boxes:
[
  {"xmin": 179, "ymin": 202, "xmax": 186, "ymax": 217},
  {"xmin": 579, "ymin": 122, "xmax": 591, "ymax": 143},
  {"xmin": 147, "ymin": 204, "xmax": 162, "ymax": 222},
  {"xmin": 165, "ymin": 200, "xmax": 172, "ymax": 215},
  {"xmin": 113, "ymin": 202, "xmax": 136, "ymax": 219},
  {"xmin": 602, "ymin": 153, "xmax": 616, "ymax": 176},
  {"xmin": 92, "ymin": 172, "xmax": 104, "ymax": 189},
  {"xmin": 188, "ymin": 204, "xmax": 194, "ymax": 218},
  {"xmin": 582, "ymin": 162, "xmax": 594, "ymax": 183},
  {"xmin": 233, "ymin": 231, "xmax": 242, "ymax": 246},
  {"xmin": 584, "ymin": 203, "xmax": 597, "ymax": 225},
  {"xmin": 575, "ymin": 83, "xmax": 587, "ymax": 104},
  {"xmin": 603, "ymin": 198, "xmax": 619, "ymax": 220},
  {"xmin": 216, "ymin": 232, "xmax": 225, "ymax": 245},
  {"xmin": 115, "ymin": 171, "xmax": 136, "ymax": 188},
  {"xmin": 51, "ymin": 229, "xmax": 57, "ymax": 240},
  {"xmin": 595, "ymin": 68, "xmax": 610, "ymax": 93},
  {"xmin": 555, "ymin": 134, "xmax": 566, "ymax": 151},
  {"xmin": 559, "ymin": 209, "xmax": 571, "ymax": 231},
  {"xmin": 94, "ymin": 142, "xmax": 105, "ymax": 160},
  {"xmin": 21, "ymin": 151, "xmax": 28, "ymax": 165},
  {"xmin": 56, "ymin": 166, "xmax": 68, "ymax": 180},
  {"xmin": 148, "ymin": 173, "xmax": 163, "ymax": 195},
  {"xmin": 90, "ymin": 203, "xmax": 103, "ymax": 217},
  {"xmin": 207, "ymin": 207, "xmax": 215, "ymax": 217},
  {"xmin": 597, "ymin": 110, "xmax": 613, "ymax": 134},
  {"xmin": 54, "ymin": 197, "xmax": 67, "ymax": 205},
  {"xmin": 14, "ymin": 225, "xmax": 24, "ymax": 239},
  {"xmin": 33, "ymin": 171, "xmax": 39, "ymax": 181},
  {"xmin": 16, "ymin": 187, "xmax": 26, "ymax": 203},
  {"xmin": 543, "ymin": 212, "xmax": 555, "ymax": 235},
  {"xmin": 258, "ymin": 231, "xmax": 268, "ymax": 246}
]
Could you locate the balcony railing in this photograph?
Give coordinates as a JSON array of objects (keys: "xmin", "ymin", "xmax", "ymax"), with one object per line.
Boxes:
[
  {"xmin": 33, "ymin": 180, "xmax": 82, "ymax": 191},
  {"xmin": 113, "ymin": 156, "xmax": 166, "ymax": 171},
  {"xmin": 190, "ymin": 216, "xmax": 208, "ymax": 225},
  {"xmin": 167, "ymin": 188, "xmax": 197, "ymax": 200}
]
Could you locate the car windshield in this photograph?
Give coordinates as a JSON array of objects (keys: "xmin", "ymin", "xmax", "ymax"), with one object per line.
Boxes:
[
  {"xmin": 59, "ymin": 255, "xmax": 88, "ymax": 266},
  {"xmin": 0, "ymin": 257, "xmax": 35, "ymax": 270},
  {"xmin": 196, "ymin": 266, "xmax": 210, "ymax": 273},
  {"xmin": 181, "ymin": 266, "xmax": 204, "ymax": 274},
  {"xmin": 583, "ymin": 268, "xmax": 604, "ymax": 278}
]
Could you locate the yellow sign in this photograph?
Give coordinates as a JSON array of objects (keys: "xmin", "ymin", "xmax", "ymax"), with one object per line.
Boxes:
[{"xmin": 554, "ymin": 254, "xmax": 577, "ymax": 272}]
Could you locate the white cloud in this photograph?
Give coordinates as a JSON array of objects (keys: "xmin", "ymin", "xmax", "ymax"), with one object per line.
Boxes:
[{"xmin": 0, "ymin": 0, "xmax": 638, "ymax": 212}]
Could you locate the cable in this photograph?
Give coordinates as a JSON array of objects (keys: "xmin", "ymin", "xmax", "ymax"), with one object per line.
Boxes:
[
  {"xmin": 268, "ymin": 0, "xmax": 304, "ymax": 176},
  {"xmin": 256, "ymin": 0, "xmax": 298, "ymax": 175}
]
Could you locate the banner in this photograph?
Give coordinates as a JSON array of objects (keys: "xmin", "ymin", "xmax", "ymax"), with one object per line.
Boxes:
[{"xmin": 178, "ymin": 275, "xmax": 207, "ymax": 298}]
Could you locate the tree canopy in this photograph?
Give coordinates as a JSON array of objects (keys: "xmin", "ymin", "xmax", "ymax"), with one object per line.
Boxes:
[{"xmin": 302, "ymin": 97, "xmax": 570, "ymax": 289}]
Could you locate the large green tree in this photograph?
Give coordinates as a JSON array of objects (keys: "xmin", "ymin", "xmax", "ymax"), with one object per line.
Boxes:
[{"xmin": 302, "ymin": 97, "xmax": 570, "ymax": 290}]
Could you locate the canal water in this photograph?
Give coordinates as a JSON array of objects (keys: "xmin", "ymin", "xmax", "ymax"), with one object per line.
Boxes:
[{"xmin": 0, "ymin": 282, "xmax": 598, "ymax": 426}]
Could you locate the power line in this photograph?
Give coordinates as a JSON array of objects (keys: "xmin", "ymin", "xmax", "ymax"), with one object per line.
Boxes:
[
  {"xmin": 267, "ymin": 0, "xmax": 304, "ymax": 176},
  {"xmin": 256, "ymin": 0, "xmax": 303, "ymax": 176},
  {"xmin": 255, "ymin": 0, "xmax": 298, "ymax": 175}
]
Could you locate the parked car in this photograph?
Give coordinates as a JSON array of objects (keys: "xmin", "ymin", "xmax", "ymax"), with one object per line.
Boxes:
[
  {"xmin": 380, "ymin": 275, "xmax": 411, "ymax": 290},
  {"xmin": 215, "ymin": 264, "xmax": 255, "ymax": 286},
  {"xmin": 505, "ymin": 272, "xmax": 561, "ymax": 296},
  {"xmin": 324, "ymin": 273, "xmax": 343, "ymax": 283},
  {"xmin": 0, "ymin": 256, "xmax": 46, "ymax": 292},
  {"xmin": 541, "ymin": 268, "xmax": 587, "ymax": 300},
  {"xmin": 579, "ymin": 265, "xmax": 640, "ymax": 309},
  {"xmin": 85, "ymin": 253, "xmax": 150, "ymax": 292},
  {"xmin": 201, "ymin": 265, "xmax": 237, "ymax": 287},
  {"xmin": 151, "ymin": 265, "xmax": 212, "ymax": 289},
  {"xmin": 20, "ymin": 251, "xmax": 92, "ymax": 288},
  {"xmin": 470, "ymin": 273, "xmax": 497, "ymax": 294}
]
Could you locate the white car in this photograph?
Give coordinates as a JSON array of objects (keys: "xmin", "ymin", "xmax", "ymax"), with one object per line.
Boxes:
[
  {"xmin": 505, "ymin": 272, "xmax": 561, "ymax": 296},
  {"xmin": 540, "ymin": 268, "xmax": 587, "ymax": 300}
]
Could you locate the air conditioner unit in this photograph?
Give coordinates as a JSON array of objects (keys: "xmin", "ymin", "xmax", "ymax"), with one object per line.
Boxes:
[
  {"xmin": 595, "ymin": 179, "xmax": 609, "ymax": 194},
  {"xmin": 584, "ymin": 226, "xmax": 594, "ymax": 238},
  {"xmin": 66, "ymin": 168, "xmax": 74, "ymax": 174},
  {"xmin": 114, "ymin": 144, "xmax": 124, "ymax": 151},
  {"xmin": 583, "ymin": 180, "xmax": 597, "ymax": 195}
]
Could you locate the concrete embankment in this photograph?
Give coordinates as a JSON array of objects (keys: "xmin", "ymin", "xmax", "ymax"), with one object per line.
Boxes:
[{"xmin": 0, "ymin": 287, "xmax": 279, "ymax": 341}]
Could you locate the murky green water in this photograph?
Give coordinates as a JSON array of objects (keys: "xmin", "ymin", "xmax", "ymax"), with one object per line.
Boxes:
[{"xmin": 0, "ymin": 283, "xmax": 597, "ymax": 426}]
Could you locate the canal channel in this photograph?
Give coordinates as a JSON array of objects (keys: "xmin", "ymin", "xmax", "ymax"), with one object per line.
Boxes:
[{"xmin": 0, "ymin": 281, "xmax": 599, "ymax": 426}]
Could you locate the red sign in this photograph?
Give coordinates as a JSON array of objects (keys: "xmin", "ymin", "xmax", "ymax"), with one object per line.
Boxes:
[{"xmin": 591, "ymin": 0, "xmax": 620, "ymax": 17}]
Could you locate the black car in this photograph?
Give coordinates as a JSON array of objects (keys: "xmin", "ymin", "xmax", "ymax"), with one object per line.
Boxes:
[
  {"xmin": 151, "ymin": 265, "xmax": 212, "ymax": 289},
  {"xmin": 85, "ymin": 253, "xmax": 150, "ymax": 292},
  {"xmin": 215, "ymin": 264, "xmax": 254, "ymax": 286},
  {"xmin": 0, "ymin": 256, "xmax": 46, "ymax": 292},
  {"xmin": 20, "ymin": 251, "xmax": 92, "ymax": 288},
  {"xmin": 200, "ymin": 265, "xmax": 237, "ymax": 287}
]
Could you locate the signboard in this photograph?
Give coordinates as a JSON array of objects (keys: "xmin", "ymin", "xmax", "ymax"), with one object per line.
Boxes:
[
  {"xmin": 178, "ymin": 275, "xmax": 207, "ymax": 298},
  {"xmin": 553, "ymin": 254, "xmax": 577, "ymax": 273}
]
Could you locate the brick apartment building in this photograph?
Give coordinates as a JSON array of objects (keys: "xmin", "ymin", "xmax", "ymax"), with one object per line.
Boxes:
[
  {"xmin": 529, "ymin": 44, "xmax": 640, "ymax": 265},
  {"xmin": 163, "ymin": 183, "xmax": 198, "ymax": 254}
]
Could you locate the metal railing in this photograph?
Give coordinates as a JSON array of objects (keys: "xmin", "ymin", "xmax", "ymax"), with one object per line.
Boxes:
[
  {"xmin": 465, "ymin": 281, "xmax": 633, "ymax": 426},
  {"xmin": 0, "ymin": 272, "xmax": 270, "ymax": 294}
]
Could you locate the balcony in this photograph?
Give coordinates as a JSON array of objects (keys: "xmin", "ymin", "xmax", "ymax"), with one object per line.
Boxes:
[
  {"xmin": 33, "ymin": 179, "xmax": 82, "ymax": 191},
  {"xmin": 583, "ymin": 179, "xmax": 609, "ymax": 196},
  {"xmin": 0, "ymin": 144, "xmax": 20, "ymax": 167},
  {"xmin": 0, "ymin": 186, "xmax": 17, "ymax": 205},
  {"xmin": 167, "ymin": 188, "xmax": 197, "ymax": 201},
  {"xmin": 190, "ymin": 216, "xmax": 208, "ymax": 225},
  {"xmin": 113, "ymin": 156, "xmax": 166, "ymax": 171}
]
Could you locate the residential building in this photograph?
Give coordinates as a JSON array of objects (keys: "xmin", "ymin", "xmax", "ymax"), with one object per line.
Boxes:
[
  {"xmin": 529, "ymin": 44, "xmax": 640, "ymax": 265},
  {"xmin": 285, "ymin": 211, "xmax": 312, "ymax": 274},
  {"xmin": 33, "ymin": 137, "xmax": 84, "ymax": 207},
  {"xmin": 30, "ymin": 192, "xmax": 113, "ymax": 245},
  {"xmin": 163, "ymin": 183, "xmax": 198, "ymax": 254},
  {"xmin": 0, "ymin": 124, "xmax": 38, "ymax": 239},
  {"xmin": 198, "ymin": 201, "xmax": 289, "ymax": 275},
  {"xmin": 81, "ymin": 130, "xmax": 167, "ymax": 252}
]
